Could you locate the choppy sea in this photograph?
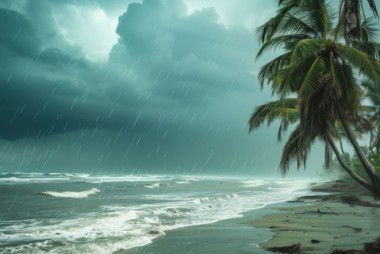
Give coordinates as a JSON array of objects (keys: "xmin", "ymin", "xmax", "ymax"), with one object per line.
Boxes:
[{"xmin": 0, "ymin": 172, "xmax": 315, "ymax": 253}]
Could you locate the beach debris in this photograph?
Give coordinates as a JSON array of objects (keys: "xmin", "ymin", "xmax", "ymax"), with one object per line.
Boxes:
[
  {"xmin": 307, "ymin": 208, "xmax": 338, "ymax": 215},
  {"xmin": 311, "ymin": 239, "xmax": 320, "ymax": 244},
  {"xmin": 342, "ymin": 226, "xmax": 363, "ymax": 233},
  {"xmin": 267, "ymin": 243, "xmax": 300, "ymax": 253},
  {"xmin": 332, "ymin": 237, "xmax": 380, "ymax": 254},
  {"xmin": 148, "ymin": 229, "xmax": 164, "ymax": 235},
  {"xmin": 331, "ymin": 250, "xmax": 363, "ymax": 254},
  {"xmin": 364, "ymin": 237, "xmax": 380, "ymax": 253},
  {"xmin": 340, "ymin": 195, "xmax": 380, "ymax": 208}
]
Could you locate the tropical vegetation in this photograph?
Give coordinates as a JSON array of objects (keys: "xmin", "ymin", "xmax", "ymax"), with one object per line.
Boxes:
[{"xmin": 249, "ymin": 0, "xmax": 380, "ymax": 198}]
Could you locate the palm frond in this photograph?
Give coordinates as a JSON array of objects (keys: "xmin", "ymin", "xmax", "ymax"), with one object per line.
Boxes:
[
  {"xmin": 256, "ymin": 34, "xmax": 310, "ymax": 59},
  {"xmin": 359, "ymin": 17, "xmax": 378, "ymax": 41},
  {"xmin": 257, "ymin": 0, "xmax": 302, "ymax": 42},
  {"xmin": 353, "ymin": 115, "xmax": 373, "ymax": 133},
  {"xmin": 362, "ymin": 80, "xmax": 380, "ymax": 105},
  {"xmin": 298, "ymin": 56, "xmax": 325, "ymax": 98},
  {"xmin": 329, "ymin": 56, "xmax": 357, "ymax": 98},
  {"xmin": 248, "ymin": 98, "xmax": 299, "ymax": 133},
  {"xmin": 258, "ymin": 52, "xmax": 293, "ymax": 87},
  {"xmin": 349, "ymin": 40, "xmax": 380, "ymax": 59},
  {"xmin": 305, "ymin": 0, "xmax": 330, "ymax": 38},
  {"xmin": 339, "ymin": 45, "xmax": 380, "ymax": 83},
  {"xmin": 274, "ymin": 55, "xmax": 317, "ymax": 95},
  {"xmin": 365, "ymin": 0, "xmax": 379, "ymax": 18},
  {"xmin": 281, "ymin": 13, "xmax": 319, "ymax": 36},
  {"xmin": 278, "ymin": 120, "xmax": 291, "ymax": 142},
  {"xmin": 279, "ymin": 124, "xmax": 314, "ymax": 174},
  {"xmin": 290, "ymin": 39, "xmax": 322, "ymax": 65}
]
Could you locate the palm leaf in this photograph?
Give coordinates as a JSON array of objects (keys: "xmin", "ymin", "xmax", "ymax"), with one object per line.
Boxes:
[
  {"xmin": 280, "ymin": 13, "xmax": 319, "ymax": 36},
  {"xmin": 339, "ymin": 45, "xmax": 380, "ymax": 83},
  {"xmin": 350, "ymin": 40, "xmax": 380, "ymax": 59},
  {"xmin": 257, "ymin": 0, "xmax": 301, "ymax": 42},
  {"xmin": 329, "ymin": 56, "xmax": 358, "ymax": 99},
  {"xmin": 366, "ymin": 0, "xmax": 379, "ymax": 18},
  {"xmin": 248, "ymin": 98, "xmax": 299, "ymax": 133},
  {"xmin": 279, "ymin": 124, "xmax": 314, "ymax": 174},
  {"xmin": 280, "ymin": 56, "xmax": 315, "ymax": 95},
  {"xmin": 298, "ymin": 56, "xmax": 325, "ymax": 98},
  {"xmin": 290, "ymin": 39, "xmax": 322, "ymax": 65},
  {"xmin": 362, "ymin": 80, "xmax": 380, "ymax": 105},
  {"xmin": 258, "ymin": 51, "xmax": 293, "ymax": 87},
  {"xmin": 306, "ymin": 0, "xmax": 330, "ymax": 38},
  {"xmin": 256, "ymin": 34, "xmax": 309, "ymax": 59}
]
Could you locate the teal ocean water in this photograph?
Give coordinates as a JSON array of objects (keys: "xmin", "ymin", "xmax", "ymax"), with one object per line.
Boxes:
[{"xmin": 0, "ymin": 173, "xmax": 314, "ymax": 253}]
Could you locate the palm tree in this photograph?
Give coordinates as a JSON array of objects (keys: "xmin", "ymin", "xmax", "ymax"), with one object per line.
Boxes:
[
  {"xmin": 250, "ymin": 0, "xmax": 380, "ymax": 198},
  {"xmin": 249, "ymin": 98, "xmax": 372, "ymax": 188}
]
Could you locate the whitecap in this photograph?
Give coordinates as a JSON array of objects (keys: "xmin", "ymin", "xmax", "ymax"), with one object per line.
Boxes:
[
  {"xmin": 241, "ymin": 179, "xmax": 266, "ymax": 188},
  {"xmin": 175, "ymin": 181, "xmax": 190, "ymax": 184},
  {"xmin": 39, "ymin": 188, "xmax": 100, "ymax": 198},
  {"xmin": 144, "ymin": 183, "xmax": 161, "ymax": 189}
]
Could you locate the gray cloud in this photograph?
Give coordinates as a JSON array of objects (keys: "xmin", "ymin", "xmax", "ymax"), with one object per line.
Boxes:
[
  {"xmin": 0, "ymin": 8, "xmax": 40, "ymax": 58},
  {"xmin": 0, "ymin": 7, "xmax": 143, "ymax": 139},
  {"xmin": 113, "ymin": 0, "xmax": 257, "ymax": 106}
]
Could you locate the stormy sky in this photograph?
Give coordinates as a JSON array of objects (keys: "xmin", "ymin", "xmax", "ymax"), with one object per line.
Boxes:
[{"xmin": 0, "ymin": 0, "xmax": 324, "ymax": 176}]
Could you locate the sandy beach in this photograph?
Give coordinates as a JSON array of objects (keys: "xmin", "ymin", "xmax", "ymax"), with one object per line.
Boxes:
[{"xmin": 249, "ymin": 180, "xmax": 380, "ymax": 253}]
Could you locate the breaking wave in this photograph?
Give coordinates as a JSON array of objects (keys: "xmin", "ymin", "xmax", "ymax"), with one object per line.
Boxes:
[{"xmin": 39, "ymin": 188, "xmax": 100, "ymax": 198}]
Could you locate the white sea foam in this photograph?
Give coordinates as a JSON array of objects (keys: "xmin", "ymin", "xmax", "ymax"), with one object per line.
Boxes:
[
  {"xmin": 175, "ymin": 181, "xmax": 190, "ymax": 184},
  {"xmin": 144, "ymin": 183, "xmax": 161, "ymax": 189},
  {"xmin": 39, "ymin": 188, "xmax": 100, "ymax": 198},
  {"xmin": 81, "ymin": 175, "xmax": 172, "ymax": 183},
  {"xmin": 241, "ymin": 179, "xmax": 266, "ymax": 188}
]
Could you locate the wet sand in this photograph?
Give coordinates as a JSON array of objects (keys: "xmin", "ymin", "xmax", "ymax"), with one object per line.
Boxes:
[
  {"xmin": 248, "ymin": 181, "xmax": 380, "ymax": 253},
  {"xmin": 121, "ymin": 204, "xmax": 276, "ymax": 254}
]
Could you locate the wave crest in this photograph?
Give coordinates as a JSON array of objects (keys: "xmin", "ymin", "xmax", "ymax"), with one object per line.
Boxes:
[{"xmin": 39, "ymin": 188, "xmax": 100, "ymax": 198}]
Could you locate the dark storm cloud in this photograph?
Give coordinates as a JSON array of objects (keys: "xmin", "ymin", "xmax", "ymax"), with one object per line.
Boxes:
[
  {"xmin": 0, "ymin": 7, "xmax": 144, "ymax": 139},
  {"xmin": 0, "ymin": 0, "xmax": 258, "ymax": 140},
  {"xmin": 0, "ymin": 8, "xmax": 40, "ymax": 58},
  {"xmin": 113, "ymin": 0, "xmax": 256, "ymax": 105}
]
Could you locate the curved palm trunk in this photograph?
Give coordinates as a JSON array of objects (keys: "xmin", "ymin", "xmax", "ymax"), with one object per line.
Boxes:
[
  {"xmin": 372, "ymin": 176, "xmax": 380, "ymax": 199},
  {"xmin": 337, "ymin": 110, "xmax": 377, "ymax": 177},
  {"xmin": 376, "ymin": 125, "xmax": 380, "ymax": 158},
  {"xmin": 326, "ymin": 134, "xmax": 371, "ymax": 190},
  {"xmin": 337, "ymin": 109, "xmax": 380, "ymax": 198}
]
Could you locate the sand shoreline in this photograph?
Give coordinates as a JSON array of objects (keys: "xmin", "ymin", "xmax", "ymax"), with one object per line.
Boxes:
[{"xmin": 248, "ymin": 180, "xmax": 380, "ymax": 253}]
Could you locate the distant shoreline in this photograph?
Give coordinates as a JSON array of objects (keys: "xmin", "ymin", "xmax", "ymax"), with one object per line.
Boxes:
[{"xmin": 248, "ymin": 180, "xmax": 380, "ymax": 253}]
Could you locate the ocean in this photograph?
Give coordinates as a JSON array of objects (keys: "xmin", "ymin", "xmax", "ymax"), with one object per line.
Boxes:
[{"xmin": 0, "ymin": 173, "xmax": 315, "ymax": 253}]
